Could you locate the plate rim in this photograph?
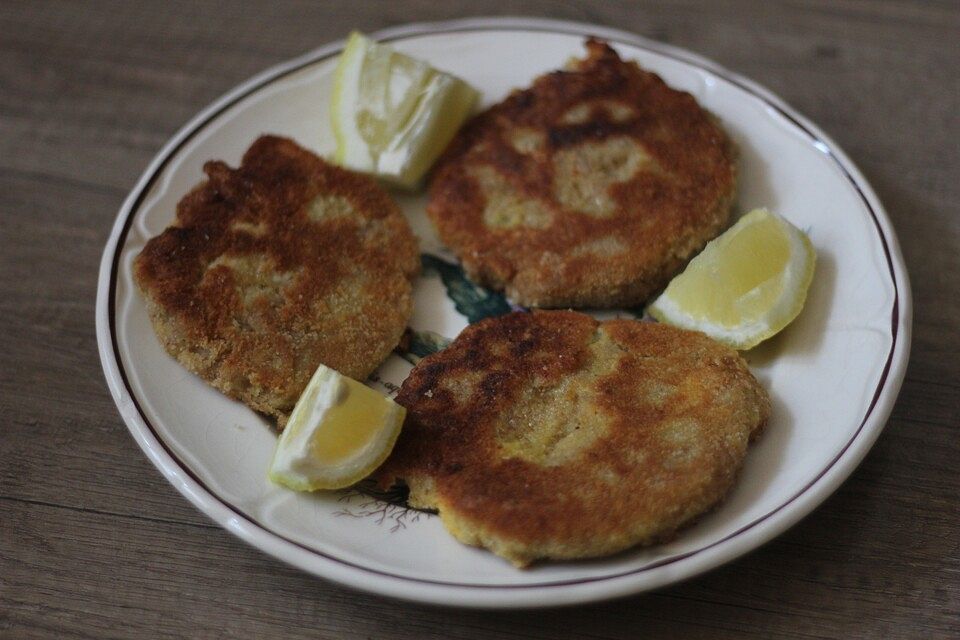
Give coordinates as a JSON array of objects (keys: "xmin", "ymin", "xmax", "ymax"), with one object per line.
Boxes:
[{"xmin": 95, "ymin": 16, "xmax": 913, "ymax": 608}]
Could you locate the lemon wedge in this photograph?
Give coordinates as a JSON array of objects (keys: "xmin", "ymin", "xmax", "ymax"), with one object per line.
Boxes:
[
  {"xmin": 268, "ymin": 364, "xmax": 405, "ymax": 491},
  {"xmin": 648, "ymin": 208, "xmax": 816, "ymax": 350},
  {"xmin": 331, "ymin": 31, "xmax": 479, "ymax": 189}
]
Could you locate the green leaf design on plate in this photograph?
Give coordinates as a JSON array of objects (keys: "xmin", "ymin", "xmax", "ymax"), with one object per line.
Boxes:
[
  {"xmin": 626, "ymin": 305, "xmax": 647, "ymax": 319},
  {"xmin": 400, "ymin": 329, "xmax": 451, "ymax": 366},
  {"xmin": 421, "ymin": 254, "xmax": 513, "ymax": 324},
  {"xmin": 396, "ymin": 255, "xmax": 515, "ymax": 366}
]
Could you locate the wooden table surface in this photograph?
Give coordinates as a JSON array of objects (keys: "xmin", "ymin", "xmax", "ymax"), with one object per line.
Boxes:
[{"xmin": 2, "ymin": 1, "xmax": 958, "ymax": 637}]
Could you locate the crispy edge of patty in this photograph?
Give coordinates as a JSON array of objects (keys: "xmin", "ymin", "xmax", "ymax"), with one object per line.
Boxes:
[
  {"xmin": 133, "ymin": 135, "xmax": 420, "ymax": 427},
  {"xmin": 427, "ymin": 39, "xmax": 738, "ymax": 308},
  {"xmin": 377, "ymin": 311, "xmax": 770, "ymax": 566}
]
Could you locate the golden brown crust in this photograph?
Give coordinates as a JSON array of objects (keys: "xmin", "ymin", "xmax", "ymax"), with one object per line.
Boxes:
[
  {"xmin": 134, "ymin": 135, "xmax": 419, "ymax": 426},
  {"xmin": 427, "ymin": 39, "xmax": 738, "ymax": 308},
  {"xmin": 377, "ymin": 311, "xmax": 769, "ymax": 566}
]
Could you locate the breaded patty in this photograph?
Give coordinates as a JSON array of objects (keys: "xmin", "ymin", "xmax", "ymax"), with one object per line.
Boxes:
[
  {"xmin": 134, "ymin": 135, "xmax": 419, "ymax": 427},
  {"xmin": 427, "ymin": 39, "xmax": 738, "ymax": 308},
  {"xmin": 377, "ymin": 311, "xmax": 769, "ymax": 566}
]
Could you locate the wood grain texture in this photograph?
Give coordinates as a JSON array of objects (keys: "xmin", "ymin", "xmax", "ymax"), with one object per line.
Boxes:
[{"xmin": 1, "ymin": 1, "xmax": 958, "ymax": 638}]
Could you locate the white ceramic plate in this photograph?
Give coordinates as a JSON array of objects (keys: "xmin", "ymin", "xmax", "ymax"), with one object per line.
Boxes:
[{"xmin": 96, "ymin": 17, "xmax": 911, "ymax": 608}]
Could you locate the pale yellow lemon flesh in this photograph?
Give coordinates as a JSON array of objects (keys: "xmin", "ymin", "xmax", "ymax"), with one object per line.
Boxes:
[
  {"xmin": 309, "ymin": 376, "xmax": 394, "ymax": 466},
  {"xmin": 269, "ymin": 364, "xmax": 405, "ymax": 491},
  {"xmin": 331, "ymin": 31, "xmax": 479, "ymax": 189},
  {"xmin": 648, "ymin": 208, "xmax": 816, "ymax": 350}
]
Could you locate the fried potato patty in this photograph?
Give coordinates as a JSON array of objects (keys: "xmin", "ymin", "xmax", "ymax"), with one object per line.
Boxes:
[
  {"xmin": 377, "ymin": 311, "xmax": 769, "ymax": 566},
  {"xmin": 427, "ymin": 39, "xmax": 738, "ymax": 308},
  {"xmin": 134, "ymin": 135, "xmax": 419, "ymax": 427}
]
